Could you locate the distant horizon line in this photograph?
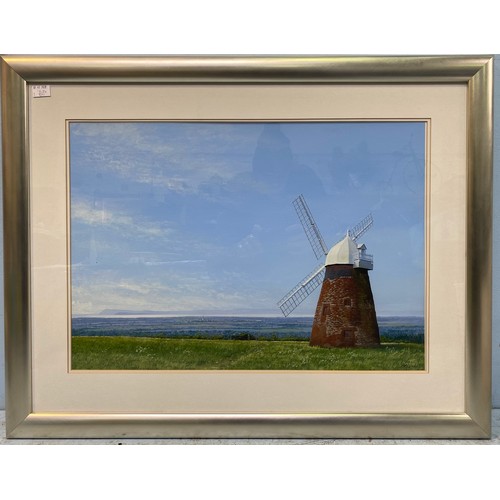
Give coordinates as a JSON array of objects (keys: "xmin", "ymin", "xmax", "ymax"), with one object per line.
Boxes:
[{"xmin": 73, "ymin": 312, "xmax": 424, "ymax": 319}]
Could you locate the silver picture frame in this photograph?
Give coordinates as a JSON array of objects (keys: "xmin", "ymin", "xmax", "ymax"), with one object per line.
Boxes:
[{"xmin": 1, "ymin": 55, "xmax": 493, "ymax": 438}]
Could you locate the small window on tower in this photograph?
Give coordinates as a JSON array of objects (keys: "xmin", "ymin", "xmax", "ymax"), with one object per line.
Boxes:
[
  {"xmin": 343, "ymin": 298, "xmax": 352, "ymax": 307},
  {"xmin": 321, "ymin": 303, "xmax": 331, "ymax": 322}
]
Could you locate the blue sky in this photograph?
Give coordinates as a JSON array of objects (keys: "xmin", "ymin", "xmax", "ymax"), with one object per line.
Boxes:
[{"xmin": 70, "ymin": 121, "xmax": 426, "ymax": 317}]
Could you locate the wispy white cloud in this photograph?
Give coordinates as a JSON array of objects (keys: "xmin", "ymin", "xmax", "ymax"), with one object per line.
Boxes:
[
  {"xmin": 72, "ymin": 198, "xmax": 168, "ymax": 238},
  {"xmin": 71, "ymin": 271, "xmax": 268, "ymax": 315},
  {"xmin": 236, "ymin": 224, "xmax": 264, "ymax": 255},
  {"xmin": 70, "ymin": 122, "xmax": 261, "ymax": 194}
]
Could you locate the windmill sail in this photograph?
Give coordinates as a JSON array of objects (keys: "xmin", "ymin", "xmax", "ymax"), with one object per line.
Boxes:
[
  {"xmin": 293, "ymin": 195, "xmax": 329, "ymax": 260},
  {"xmin": 348, "ymin": 213, "xmax": 373, "ymax": 242},
  {"xmin": 277, "ymin": 264, "xmax": 326, "ymax": 317}
]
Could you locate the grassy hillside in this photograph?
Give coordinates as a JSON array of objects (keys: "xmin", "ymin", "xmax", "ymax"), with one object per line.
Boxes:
[{"xmin": 72, "ymin": 337, "xmax": 425, "ymax": 371}]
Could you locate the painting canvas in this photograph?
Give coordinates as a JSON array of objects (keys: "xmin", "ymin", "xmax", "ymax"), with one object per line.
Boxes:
[{"xmin": 70, "ymin": 120, "xmax": 426, "ymax": 371}]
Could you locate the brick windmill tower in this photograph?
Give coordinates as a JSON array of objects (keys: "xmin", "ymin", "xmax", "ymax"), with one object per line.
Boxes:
[{"xmin": 278, "ymin": 195, "xmax": 380, "ymax": 348}]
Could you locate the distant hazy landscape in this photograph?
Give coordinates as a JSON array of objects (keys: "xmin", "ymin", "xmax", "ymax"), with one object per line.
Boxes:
[{"xmin": 72, "ymin": 315, "xmax": 424, "ymax": 343}]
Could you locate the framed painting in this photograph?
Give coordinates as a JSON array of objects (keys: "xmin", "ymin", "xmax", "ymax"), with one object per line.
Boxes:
[{"xmin": 1, "ymin": 55, "xmax": 492, "ymax": 438}]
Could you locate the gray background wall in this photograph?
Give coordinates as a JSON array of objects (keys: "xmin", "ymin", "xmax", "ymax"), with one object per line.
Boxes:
[{"xmin": 0, "ymin": 56, "xmax": 499, "ymax": 410}]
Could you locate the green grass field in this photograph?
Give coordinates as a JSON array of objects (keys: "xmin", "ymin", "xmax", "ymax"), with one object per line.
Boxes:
[{"xmin": 72, "ymin": 337, "xmax": 425, "ymax": 371}]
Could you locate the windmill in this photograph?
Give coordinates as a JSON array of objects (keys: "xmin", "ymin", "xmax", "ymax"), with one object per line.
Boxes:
[{"xmin": 277, "ymin": 195, "xmax": 380, "ymax": 347}]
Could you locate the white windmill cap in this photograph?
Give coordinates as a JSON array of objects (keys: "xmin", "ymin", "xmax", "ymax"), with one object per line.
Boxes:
[{"xmin": 325, "ymin": 233, "xmax": 358, "ymax": 266}]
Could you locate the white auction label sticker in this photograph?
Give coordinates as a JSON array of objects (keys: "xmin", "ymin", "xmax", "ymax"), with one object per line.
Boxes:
[{"xmin": 32, "ymin": 85, "xmax": 51, "ymax": 98}]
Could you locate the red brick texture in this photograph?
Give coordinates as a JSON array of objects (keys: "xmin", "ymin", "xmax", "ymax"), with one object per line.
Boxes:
[{"xmin": 310, "ymin": 264, "xmax": 380, "ymax": 348}]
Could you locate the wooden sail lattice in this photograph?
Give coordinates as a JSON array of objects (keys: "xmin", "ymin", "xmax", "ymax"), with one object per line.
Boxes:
[
  {"xmin": 277, "ymin": 264, "xmax": 325, "ymax": 317},
  {"xmin": 348, "ymin": 213, "xmax": 373, "ymax": 242},
  {"xmin": 293, "ymin": 194, "xmax": 328, "ymax": 260}
]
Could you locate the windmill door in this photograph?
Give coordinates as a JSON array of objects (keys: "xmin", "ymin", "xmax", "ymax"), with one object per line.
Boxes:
[{"xmin": 341, "ymin": 329, "xmax": 356, "ymax": 347}]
